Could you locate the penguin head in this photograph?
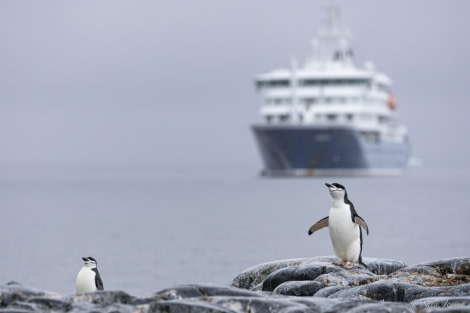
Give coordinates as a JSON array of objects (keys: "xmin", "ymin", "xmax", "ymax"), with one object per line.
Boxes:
[
  {"xmin": 82, "ymin": 257, "xmax": 98, "ymax": 268},
  {"xmin": 325, "ymin": 183, "xmax": 347, "ymax": 200}
]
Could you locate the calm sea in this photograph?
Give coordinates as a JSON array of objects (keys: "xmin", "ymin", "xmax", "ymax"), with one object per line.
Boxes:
[{"xmin": 1, "ymin": 162, "xmax": 469, "ymax": 296}]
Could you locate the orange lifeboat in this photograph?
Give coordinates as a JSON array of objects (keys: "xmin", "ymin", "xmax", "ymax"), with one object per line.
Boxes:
[{"xmin": 387, "ymin": 94, "xmax": 396, "ymax": 110}]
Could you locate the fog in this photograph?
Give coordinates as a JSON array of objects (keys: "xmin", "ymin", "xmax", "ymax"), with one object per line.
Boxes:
[{"xmin": 1, "ymin": 1, "xmax": 469, "ymax": 171}]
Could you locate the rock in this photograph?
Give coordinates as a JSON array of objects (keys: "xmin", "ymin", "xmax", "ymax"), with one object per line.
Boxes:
[
  {"xmin": 235, "ymin": 257, "xmax": 405, "ymax": 295},
  {"xmin": 1, "ymin": 257, "xmax": 470, "ymax": 313},
  {"xmin": 421, "ymin": 257, "xmax": 470, "ymax": 276},
  {"xmin": 232, "ymin": 256, "xmax": 470, "ymax": 310},
  {"xmin": 315, "ymin": 268, "xmax": 380, "ymax": 287},
  {"xmin": 68, "ymin": 290, "xmax": 137, "ymax": 305},
  {"xmin": 0, "ymin": 282, "xmax": 394, "ymax": 313},
  {"xmin": 149, "ymin": 299, "xmax": 237, "ymax": 313},
  {"xmin": 232, "ymin": 256, "xmax": 407, "ymax": 293},
  {"xmin": 345, "ymin": 302, "xmax": 415, "ymax": 313},
  {"xmin": 273, "ymin": 280, "xmax": 323, "ymax": 296},
  {"xmin": 203, "ymin": 296, "xmax": 315, "ymax": 313},
  {"xmin": 388, "ymin": 263, "xmax": 470, "ymax": 287},
  {"xmin": 26, "ymin": 297, "xmax": 72, "ymax": 311},
  {"xmin": 154, "ymin": 283, "xmax": 261, "ymax": 300},
  {"xmin": 313, "ymin": 286, "xmax": 351, "ymax": 298},
  {"xmin": 231, "ymin": 258, "xmax": 311, "ymax": 290},
  {"xmin": 328, "ymin": 281, "xmax": 427, "ymax": 302},
  {"xmin": 261, "ymin": 261, "xmax": 340, "ymax": 291},
  {"xmin": 362, "ymin": 258, "xmax": 408, "ymax": 275},
  {"xmin": 0, "ymin": 283, "xmax": 61, "ymax": 308}
]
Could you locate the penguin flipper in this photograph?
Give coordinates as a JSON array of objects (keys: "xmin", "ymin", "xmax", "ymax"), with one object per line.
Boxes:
[
  {"xmin": 355, "ymin": 216, "xmax": 369, "ymax": 235},
  {"xmin": 93, "ymin": 269, "xmax": 104, "ymax": 290},
  {"xmin": 95, "ymin": 275, "xmax": 104, "ymax": 290},
  {"xmin": 308, "ymin": 217, "xmax": 329, "ymax": 235}
]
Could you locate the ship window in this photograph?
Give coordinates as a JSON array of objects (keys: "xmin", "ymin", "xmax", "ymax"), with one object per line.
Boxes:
[
  {"xmin": 299, "ymin": 78, "xmax": 372, "ymax": 87},
  {"xmin": 378, "ymin": 84, "xmax": 390, "ymax": 93},
  {"xmin": 270, "ymin": 97, "xmax": 293, "ymax": 105},
  {"xmin": 279, "ymin": 114, "xmax": 289, "ymax": 122},
  {"xmin": 334, "ymin": 79, "xmax": 344, "ymax": 85},
  {"xmin": 326, "ymin": 114, "xmax": 337, "ymax": 121},
  {"xmin": 361, "ymin": 131, "xmax": 380, "ymax": 143},
  {"xmin": 379, "ymin": 116, "xmax": 390, "ymax": 124},
  {"xmin": 275, "ymin": 80, "xmax": 290, "ymax": 87},
  {"xmin": 346, "ymin": 114, "xmax": 354, "ymax": 121},
  {"xmin": 257, "ymin": 79, "xmax": 290, "ymax": 89},
  {"xmin": 301, "ymin": 98, "xmax": 316, "ymax": 108}
]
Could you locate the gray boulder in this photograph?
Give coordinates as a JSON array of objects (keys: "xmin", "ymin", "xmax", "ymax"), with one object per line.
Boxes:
[
  {"xmin": 232, "ymin": 257, "xmax": 406, "ymax": 295},
  {"xmin": 232, "ymin": 256, "xmax": 470, "ymax": 305}
]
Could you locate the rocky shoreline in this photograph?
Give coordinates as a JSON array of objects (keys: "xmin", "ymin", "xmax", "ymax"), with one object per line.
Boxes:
[{"xmin": 1, "ymin": 257, "xmax": 470, "ymax": 312}]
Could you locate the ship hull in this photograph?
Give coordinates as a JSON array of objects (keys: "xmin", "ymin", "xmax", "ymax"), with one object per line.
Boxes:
[{"xmin": 252, "ymin": 125, "xmax": 410, "ymax": 176}]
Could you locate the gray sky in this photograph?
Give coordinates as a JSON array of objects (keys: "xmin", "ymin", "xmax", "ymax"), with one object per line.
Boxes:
[{"xmin": 1, "ymin": 1, "xmax": 469, "ymax": 171}]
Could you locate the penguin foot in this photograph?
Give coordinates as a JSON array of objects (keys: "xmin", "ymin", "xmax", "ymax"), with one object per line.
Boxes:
[
  {"xmin": 333, "ymin": 260, "xmax": 347, "ymax": 266},
  {"xmin": 343, "ymin": 262, "xmax": 354, "ymax": 269}
]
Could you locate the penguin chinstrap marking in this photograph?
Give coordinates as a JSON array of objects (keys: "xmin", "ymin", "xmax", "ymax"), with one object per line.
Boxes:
[
  {"xmin": 76, "ymin": 257, "xmax": 104, "ymax": 294},
  {"xmin": 308, "ymin": 183, "xmax": 369, "ymax": 269}
]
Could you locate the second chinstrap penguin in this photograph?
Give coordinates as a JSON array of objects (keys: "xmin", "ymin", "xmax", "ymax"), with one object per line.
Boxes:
[{"xmin": 76, "ymin": 256, "xmax": 104, "ymax": 294}]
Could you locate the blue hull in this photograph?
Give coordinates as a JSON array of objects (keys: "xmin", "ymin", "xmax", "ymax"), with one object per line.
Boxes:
[{"xmin": 252, "ymin": 125, "xmax": 410, "ymax": 176}]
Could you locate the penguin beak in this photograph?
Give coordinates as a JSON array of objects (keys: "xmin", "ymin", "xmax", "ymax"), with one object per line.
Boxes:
[
  {"xmin": 82, "ymin": 257, "xmax": 88, "ymax": 262},
  {"xmin": 325, "ymin": 183, "xmax": 334, "ymax": 188}
]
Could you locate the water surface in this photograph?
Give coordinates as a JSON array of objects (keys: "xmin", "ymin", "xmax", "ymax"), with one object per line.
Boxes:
[{"xmin": 1, "ymin": 163, "xmax": 468, "ymax": 296}]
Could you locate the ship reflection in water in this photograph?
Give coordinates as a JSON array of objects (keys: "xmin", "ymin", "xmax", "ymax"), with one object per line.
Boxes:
[{"xmin": 251, "ymin": 8, "xmax": 410, "ymax": 177}]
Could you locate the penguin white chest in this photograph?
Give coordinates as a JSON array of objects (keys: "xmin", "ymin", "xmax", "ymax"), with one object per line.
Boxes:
[
  {"xmin": 76, "ymin": 267, "xmax": 97, "ymax": 293},
  {"xmin": 328, "ymin": 204, "xmax": 361, "ymax": 262}
]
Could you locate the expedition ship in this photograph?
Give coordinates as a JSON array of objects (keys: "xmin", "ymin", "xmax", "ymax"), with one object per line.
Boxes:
[{"xmin": 251, "ymin": 10, "xmax": 410, "ymax": 176}]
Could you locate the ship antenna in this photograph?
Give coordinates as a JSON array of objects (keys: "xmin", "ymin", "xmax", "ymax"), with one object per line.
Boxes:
[
  {"xmin": 320, "ymin": 5, "xmax": 341, "ymax": 27},
  {"xmin": 290, "ymin": 54, "xmax": 300, "ymax": 123},
  {"xmin": 318, "ymin": 5, "xmax": 354, "ymax": 66},
  {"xmin": 328, "ymin": 6, "xmax": 340, "ymax": 26}
]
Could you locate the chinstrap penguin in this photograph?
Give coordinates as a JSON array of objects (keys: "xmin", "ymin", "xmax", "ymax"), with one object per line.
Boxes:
[
  {"xmin": 308, "ymin": 183, "xmax": 369, "ymax": 268},
  {"xmin": 76, "ymin": 257, "xmax": 104, "ymax": 294}
]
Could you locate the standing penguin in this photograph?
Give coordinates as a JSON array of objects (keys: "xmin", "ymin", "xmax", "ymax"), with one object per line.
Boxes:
[
  {"xmin": 76, "ymin": 257, "xmax": 104, "ymax": 293},
  {"xmin": 308, "ymin": 183, "xmax": 369, "ymax": 268}
]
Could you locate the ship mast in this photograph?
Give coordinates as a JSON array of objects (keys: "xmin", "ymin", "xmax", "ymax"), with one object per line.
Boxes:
[
  {"xmin": 307, "ymin": 6, "xmax": 354, "ymax": 68},
  {"xmin": 290, "ymin": 55, "xmax": 300, "ymax": 123}
]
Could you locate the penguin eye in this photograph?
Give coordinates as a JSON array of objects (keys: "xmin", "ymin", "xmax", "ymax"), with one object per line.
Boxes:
[{"xmin": 332, "ymin": 183, "xmax": 345, "ymax": 190}]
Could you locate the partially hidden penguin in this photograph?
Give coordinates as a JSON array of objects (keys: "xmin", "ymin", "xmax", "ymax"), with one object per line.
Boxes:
[{"xmin": 308, "ymin": 183, "xmax": 369, "ymax": 268}]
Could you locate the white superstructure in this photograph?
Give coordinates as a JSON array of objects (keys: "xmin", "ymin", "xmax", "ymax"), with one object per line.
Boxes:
[{"xmin": 254, "ymin": 9, "xmax": 408, "ymax": 145}]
